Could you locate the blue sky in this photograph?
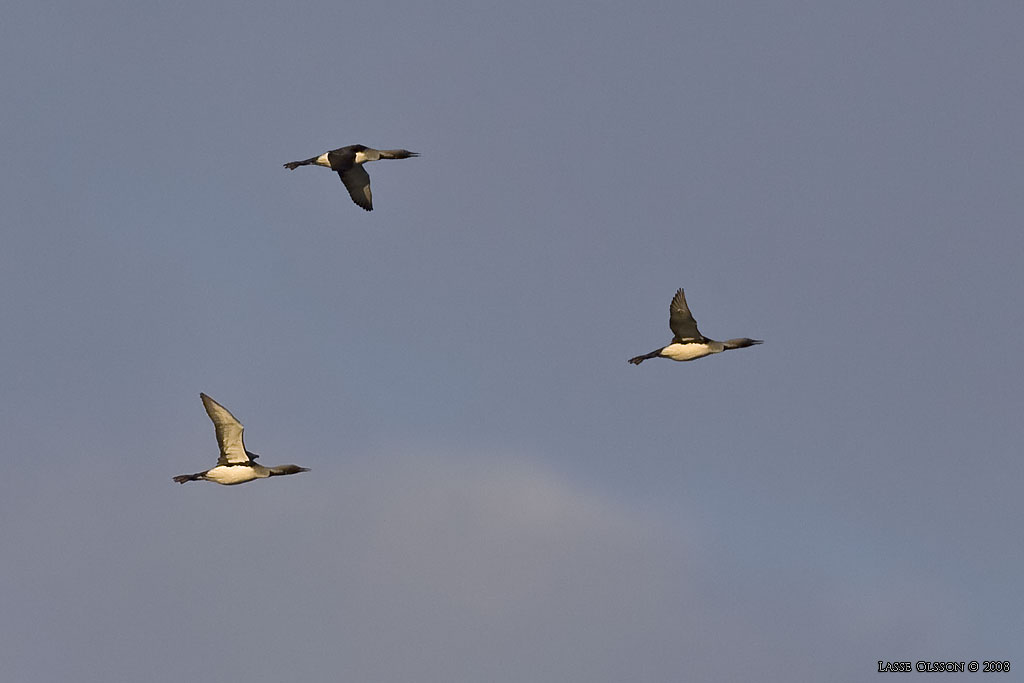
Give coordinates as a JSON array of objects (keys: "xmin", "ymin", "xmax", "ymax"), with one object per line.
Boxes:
[{"xmin": 2, "ymin": 2, "xmax": 1022, "ymax": 681}]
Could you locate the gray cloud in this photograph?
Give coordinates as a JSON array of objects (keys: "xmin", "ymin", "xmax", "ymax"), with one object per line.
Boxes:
[{"xmin": 2, "ymin": 450, "xmax": 978, "ymax": 682}]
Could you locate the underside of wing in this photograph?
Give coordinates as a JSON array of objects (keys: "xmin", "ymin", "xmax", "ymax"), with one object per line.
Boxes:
[
  {"xmin": 339, "ymin": 166, "xmax": 373, "ymax": 211},
  {"xmin": 668, "ymin": 288, "xmax": 703, "ymax": 341},
  {"xmin": 200, "ymin": 393, "xmax": 251, "ymax": 466}
]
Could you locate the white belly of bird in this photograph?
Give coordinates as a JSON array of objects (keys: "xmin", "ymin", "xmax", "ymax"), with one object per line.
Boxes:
[
  {"xmin": 204, "ymin": 465, "xmax": 261, "ymax": 485},
  {"xmin": 660, "ymin": 342, "xmax": 719, "ymax": 361}
]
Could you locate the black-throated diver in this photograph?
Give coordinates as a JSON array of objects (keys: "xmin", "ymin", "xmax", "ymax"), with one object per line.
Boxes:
[
  {"xmin": 628, "ymin": 288, "xmax": 762, "ymax": 365},
  {"xmin": 173, "ymin": 393, "xmax": 310, "ymax": 485},
  {"xmin": 283, "ymin": 144, "xmax": 419, "ymax": 211}
]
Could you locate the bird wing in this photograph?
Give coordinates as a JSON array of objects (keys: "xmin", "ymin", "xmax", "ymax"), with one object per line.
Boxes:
[
  {"xmin": 200, "ymin": 393, "xmax": 251, "ymax": 466},
  {"xmin": 339, "ymin": 166, "xmax": 373, "ymax": 211},
  {"xmin": 668, "ymin": 288, "xmax": 703, "ymax": 341}
]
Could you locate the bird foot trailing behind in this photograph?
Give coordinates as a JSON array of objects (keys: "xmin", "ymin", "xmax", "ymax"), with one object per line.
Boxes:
[{"xmin": 627, "ymin": 350, "xmax": 661, "ymax": 365}]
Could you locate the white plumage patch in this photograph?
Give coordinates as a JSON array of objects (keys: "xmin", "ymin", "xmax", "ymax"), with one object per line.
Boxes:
[
  {"xmin": 660, "ymin": 342, "xmax": 719, "ymax": 362},
  {"xmin": 353, "ymin": 150, "xmax": 371, "ymax": 164},
  {"xmin": 315, "ymin": 152, "xmax": 331, "ymax": 167},
  {"xmin": 203, "ymin": 465, "xmax": 262, "ymax": 485}
]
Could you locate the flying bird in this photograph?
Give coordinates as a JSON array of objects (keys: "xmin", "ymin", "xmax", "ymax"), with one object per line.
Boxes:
[
  {"xmin": 628, "ymin": 288, "xmax": 762, "ymax": 365},
  {"xmin": 173, "ymin": 393, "xmax": 310, "ymax": 485},
  {"xmin": 283, "ymin": 144, "xmax": 419, "ymax": 211}
]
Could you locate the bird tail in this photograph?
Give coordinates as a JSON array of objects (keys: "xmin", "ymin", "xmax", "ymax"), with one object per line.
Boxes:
[{"xmin": 172, "ymin": 472, "xmax": 203, "ymax": 484}]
